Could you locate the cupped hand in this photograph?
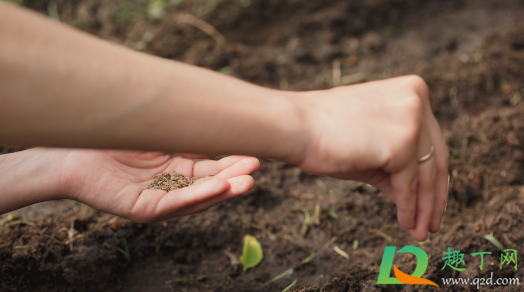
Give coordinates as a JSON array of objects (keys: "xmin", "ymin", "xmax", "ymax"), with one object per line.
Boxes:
[
  {"xmin": 294, "ymin": 76, "xmax": 449, "ymax": 241},
  {"xmin": 60, "ymin": 149, "xmax": 260, "ymax": 222}
]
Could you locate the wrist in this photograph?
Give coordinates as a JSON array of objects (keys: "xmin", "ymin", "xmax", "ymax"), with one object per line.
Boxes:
[
  {"xmin": 0, "ymin": 148, "xmax": 71, "ymax": 214},
  {"xmin": 275, "ymin": 90, "xmax": 312, "ymax": 166},
  {"xmin": 282, "ymin": 88, "xmax": 339, "ymax": 174}
]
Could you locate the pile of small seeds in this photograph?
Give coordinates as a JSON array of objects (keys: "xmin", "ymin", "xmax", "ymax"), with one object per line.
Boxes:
[{"xmin": 148, "ymin": 172, "xmax": 198, "ymax": 192}]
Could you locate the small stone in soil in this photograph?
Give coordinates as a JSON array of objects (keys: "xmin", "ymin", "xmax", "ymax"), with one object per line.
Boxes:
[{"xmin": 148, "ymin": 172, "xmax": 198, "ymax": 192}]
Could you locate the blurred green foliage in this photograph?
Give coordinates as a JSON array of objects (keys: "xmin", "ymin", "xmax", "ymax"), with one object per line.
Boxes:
[
  {"xmin": 117, "ymin": 0, "xmax": 149, "ymax": 21},
  {"xmin": 117, "ymin": 0, "xmax": 183, "ymax": 22},
  {"xmin": 148, "ymin": 0, "xmax": 165, "ymax": 20},
  {"xmin": 4, "ymin": 0, "xmax": 50, "ymax": 6},
  {"xmin": 5, "ymin": 0, "xmax": 26, "ymax": 5},
  {"xmin": 4, "ymin": 0, "xmax": 51, "ymax": 11}
]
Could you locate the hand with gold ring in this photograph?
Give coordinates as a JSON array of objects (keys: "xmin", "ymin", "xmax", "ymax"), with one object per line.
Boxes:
[
  {"xmin": 293, "ymin": 75, "xmax": 449, "ymax": 242},
  {"xmin": 418, "ymin": 146, "xmax": 434, "ymax": 163},
  {"xmin": 0, "ymin": 3, "xmax": 447, "ymax": 239}
]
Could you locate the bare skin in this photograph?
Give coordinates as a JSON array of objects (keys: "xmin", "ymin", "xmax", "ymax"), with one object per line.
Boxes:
[
  {"xmin": 0, "ymin": 2, "xmax": 448, "ymax": 241},
  {"xmin": 0, "ymin": 148, "xmax": 260, "ymax": 222}
]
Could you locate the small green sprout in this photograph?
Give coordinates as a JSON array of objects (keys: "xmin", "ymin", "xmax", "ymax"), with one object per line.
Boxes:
[
  {"xmin": 282, "ymin": 279, "xmax": 298, "ymax": 292},
  {"xmin": 301, "ymin": 252, "xmax": 316, "ymax": 265},
  {"xmin": 351, "ymin": 182, "xmax": 365, "ymax": 191},
  {"xmin": 483, "ymin": 232, "xmax": 505, "ymax": 251},
  {"xmin": 117, "ymin": 239, "xmax": 131, "ymax": 264},
  {"xmin": 325, "ymin": 210, "xmax": 339, "ymax": 220},
  {"xmin": 300, "ymin": 208, "xmax": 310, "ymax": 235},
  {"xmin": 265, "ymin": 237, "xmax": 337, "ymax": 286},
  {"xmin": 0, "ymin": 214, "xmax": 21, "ymax": 228},
  {"xmin": 334, "ymin": 246, "xmax": 350, "ymax": 259},
  {"xmin": 314, "ymin": 203, "xmax": 321, "ymax": 226}
]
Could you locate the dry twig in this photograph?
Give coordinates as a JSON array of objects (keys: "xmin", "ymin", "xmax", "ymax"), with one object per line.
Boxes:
[{"xmin": 176, "ymin": 12, "xmax": 226, "ymax": 45}]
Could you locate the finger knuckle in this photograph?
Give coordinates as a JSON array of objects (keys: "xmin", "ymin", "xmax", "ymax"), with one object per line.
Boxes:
[
  {"xmin": 131, "ymin": 212, "xmax": 151, "ymax": 223},
  {"xmin": 395, "ymin": 99, "xmax": 423, "ymax": 147},
  {"xmin": 397, "ymin": 204, "xmax": 416, "ymax": 215},
  {"xmin": 398, "ymin": 121, "xmax": 420, "ymax": 148},
  {"xmin": 395, "ymin": 187, "xmax": 416, "ymax": 204},
  {"xmin": 127, "ymin": 209, "xmax": 152, "ymax": 224},
  {"xmin": 406, "ymin": 92, "xmax": 425, "ymax": 115},
  {"xmin": 400, "ymin": 93, "xmax": 424, "ymax": 121},
  {"xmin": 403, "ymin": 75, "xmax": 430, "ymax": 99}
]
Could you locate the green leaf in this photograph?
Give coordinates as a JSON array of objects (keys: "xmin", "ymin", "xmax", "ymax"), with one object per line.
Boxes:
[{"xmin": 240, "ymin": 235, "xmax": 263, "ymax": 271}]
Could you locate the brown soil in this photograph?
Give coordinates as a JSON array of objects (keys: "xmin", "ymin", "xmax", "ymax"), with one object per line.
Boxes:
[{"xmin": 2, "ymin": 0, "xmax": 524, "ymax": 291}]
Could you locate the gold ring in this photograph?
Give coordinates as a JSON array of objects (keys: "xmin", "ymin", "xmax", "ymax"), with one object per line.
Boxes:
[{"xmin": 418, "ymin": 146, "xmax": 435, "ymax": 164}]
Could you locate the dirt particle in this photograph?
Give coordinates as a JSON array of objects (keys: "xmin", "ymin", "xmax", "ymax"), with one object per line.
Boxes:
[
  {"xmin": 342, "ymin": 55, "xmax": 359, "ymax": 66},
  {"xmin": 361, "ymin": 32, "xmax": 384, "ymax": 52},
  {"xmin": 111, "ymin": 222, "xmax": 121, "ymax": 231},
  {"xmin": 473, "ymin": 177, "xmax": 482, "ymax": 188}
]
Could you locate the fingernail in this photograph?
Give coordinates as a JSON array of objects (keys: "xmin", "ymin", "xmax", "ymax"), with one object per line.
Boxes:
[{"xmin": 447, "ymin": 174, "xmax": 450, "ymax": 191}]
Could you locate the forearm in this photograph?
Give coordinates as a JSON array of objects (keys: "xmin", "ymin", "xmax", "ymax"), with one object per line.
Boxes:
[
  {"xmin": 0, "ymin": 2, "xmax": 307, "ymax": 163},
  {"xmin": 0, "ymin": 148, "xmax": 69, "ymax": 214}
]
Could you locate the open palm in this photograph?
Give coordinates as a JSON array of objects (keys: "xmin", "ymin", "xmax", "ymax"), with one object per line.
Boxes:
[{"xmin": 61, "ymin": 149, "xmax": 260, "ymax": 222}]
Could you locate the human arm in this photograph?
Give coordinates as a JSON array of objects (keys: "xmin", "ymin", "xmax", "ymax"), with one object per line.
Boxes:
[
  {"xmin": 0, "ymin": 147, "xmax": 260, "ymax": 222},
  {"xmin": 0, "ymin": 2, "xmax": 448, "ymax": 241},
  {"xmin": 0, "ymin": 1, "xmax": 306, "ymax": 162}
]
